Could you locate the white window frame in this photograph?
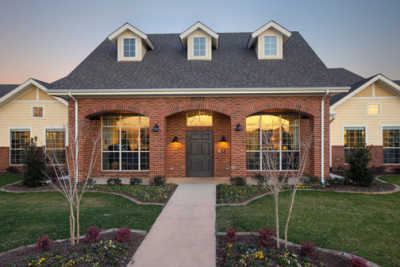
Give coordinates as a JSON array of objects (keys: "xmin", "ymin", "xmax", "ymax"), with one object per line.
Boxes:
[
  {"xmin": 381, "ymin": 125, "xmax": 400, "ymax": 165},
  {"xmin": 263, "ymin": 35, "xmax": 278, "ymax": 56},
  {"xmin": 343, "ymin": 126, "xmax": 367, "ymax": 164},
  {"xmin": 193, "ymin": 37, "xmax": 207, "ymax": 57},
  {"xmin": 101, "ymin": 116, "xmax": 149, "ymax": 172},
  {"xmin": 44, "ymin": 127, "xmax": 66, "ymax": 166},
  {"xmin": 32, "ymin": 105, "xmax": 44, "ymax": 119},
  {"xmin": 366, "ymin": 103, "xmax": 381, "ymax": 116},
  {"xmin": 123, "ymin": 38, "xmax": 136, "ymax": 58},
  {"xmin": 9, "ymin": 127, "xmax": 32, "ymax": 166},
  {"xmin": 246, "ymin": 114, "xmax": 301, "ymax": 171}
]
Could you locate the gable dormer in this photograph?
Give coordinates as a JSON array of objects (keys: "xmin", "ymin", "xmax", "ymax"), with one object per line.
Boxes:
[
  {"xmin": 179, "ymin": 22, "xmax": 219, "ymax": 61},
  {"xmin": 248, "ymin": 21, "xmax": 291, "ymax": 60},
  {"xmin": 108, "ymin": 23, "xmax": 154, "ymax": 62}
]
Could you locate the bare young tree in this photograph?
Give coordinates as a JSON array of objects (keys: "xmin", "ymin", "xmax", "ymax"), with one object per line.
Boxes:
[
  {"xmin": 260, "ymin": 114, "xmax": 312, "ymax": 249},
  {"xmin": 46, "ymin": 120, "xmax": 100, "ymax": 245}
]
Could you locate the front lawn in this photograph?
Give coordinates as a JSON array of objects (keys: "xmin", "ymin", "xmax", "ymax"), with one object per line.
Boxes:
[
  {"xmin": 217, "ymin": 179, "xmax": 400, "ymax": 267},
  {"xmin": 0, "ymin": 190, "xmax": 162, "ymax": 252},
  {"xmin": 93, "ymin": 184, "xmax": 177, "ymax": 203},
  {"xmin": 0, "ymin": 173, "xmax": 22, "ymax": 187}
]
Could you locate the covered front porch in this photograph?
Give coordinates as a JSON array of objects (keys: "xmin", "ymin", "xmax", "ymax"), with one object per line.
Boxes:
[{"xmin": 74, "ymin": 95, "xmax": 328, "ymax": 183}]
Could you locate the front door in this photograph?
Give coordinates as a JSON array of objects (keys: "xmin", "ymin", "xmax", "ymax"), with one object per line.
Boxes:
[{"xmin": 186, "ymin": 131, "xmax": 213, "ymax": 177}]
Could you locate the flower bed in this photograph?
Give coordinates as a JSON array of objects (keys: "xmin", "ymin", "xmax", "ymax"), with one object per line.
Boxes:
[
  {"xmin": 93, "ymin": 184, "xmax": 177, "ymax": 203},
  {"xmin": 217, "ymin": 184, "xmax": 269, "ymax": 204},
  {"xmin": 217, "ymin": 234, "xmax": 354, "ymax": 267},
  {"xmin": 0, "ymin": 231, "xmax": 145, "ymax": 266}
]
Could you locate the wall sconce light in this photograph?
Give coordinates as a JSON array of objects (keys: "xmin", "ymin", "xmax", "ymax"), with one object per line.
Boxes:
[
  {"xmin": 220, "ymin": 135, "xmax": 227, "ymax": 142},
  {"xmin": 152, "ymin": 123, "xmax": 160, "ymax": 132},
  {"xmin": 235, "ymin": 123, "xmax": 243, "ymax": 131},
  {"xmin": 172, "ymin": 136, "xmax": 179, "ymax": 143}
]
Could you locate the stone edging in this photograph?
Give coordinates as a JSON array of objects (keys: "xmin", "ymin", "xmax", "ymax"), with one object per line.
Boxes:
[
  {"xmin": 216, "ymin": 232, "xmax": 380, "ymax": 267},
  {"xmin": 0, "ymin": 181, "xmax": 166, "ymax": 206},
  {"xmin": 217, "ymin": 177, "xmax": 400, "ymax": 207},
  {"xmin": 216, "ymin": 191, "xmax": 271, "ymax": 207},
  {"xmin": 0, "ymin": 228, "xmax": 147, "ymax": 258}
]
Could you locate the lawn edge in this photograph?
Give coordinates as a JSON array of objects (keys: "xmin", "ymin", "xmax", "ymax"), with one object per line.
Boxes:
[
  {"xmin": 0, "ymin": 228, "xmax": 147, "ymax": 257},
  {"xmin": 216, "ymin": 232, "xmax": 380, "ymax": 267}
]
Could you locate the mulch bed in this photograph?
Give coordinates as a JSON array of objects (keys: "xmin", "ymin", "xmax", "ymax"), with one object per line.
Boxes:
[
  {"xmin": 217, "ymin": 235, "xmax": 351, "ymax": 267},
  {"xmin": 319, "ymin": 178, "xmax": 395, "ymax": 193},
  {"xmin": 1, "ymin": 181, "xmax": 56, "ymax": 192},
  {"xmin": 0, "ymin": 231, "xmax": 145, "ymax": 266}
]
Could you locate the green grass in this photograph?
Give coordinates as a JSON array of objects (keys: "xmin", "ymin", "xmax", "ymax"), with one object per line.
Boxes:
[
  {"xmin": 217, "ymin": 184, "xmax": 269, "ymax": 203},
  {"xmin": 0, "ymin": 173, "xmax": 163, "ymax": 252},
  {"xmin": 94, "ymin": 184, "xmax": 177, "ymax": 203},
  {"xmin": 217, "ymin": 178, "xmax": 400, "ymax": 267},
  {"xmin": 0, "ymin": 173, "xmax": 23, "ymax": 187},
  {"xmin": 380, "ymin": 174, "xmax": 400, "ymax": 186}
]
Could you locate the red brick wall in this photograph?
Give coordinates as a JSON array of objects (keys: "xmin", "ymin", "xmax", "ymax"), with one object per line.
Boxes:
[
  {"xmin": 69, "ymin": 95, "xmax": 330, "ymax": 182},
  {"xmin": 0, "ymin": 147, "xmax": 9, "ymax": 171},
  {"xmin": 331, "ymin": 145, "xmax": 398, "ymax": 170}
]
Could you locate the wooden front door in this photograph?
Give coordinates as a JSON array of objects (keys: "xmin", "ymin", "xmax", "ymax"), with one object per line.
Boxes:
[{"xmin": 186, "ymin": 131, "xmax": 213, "ymax": 177}]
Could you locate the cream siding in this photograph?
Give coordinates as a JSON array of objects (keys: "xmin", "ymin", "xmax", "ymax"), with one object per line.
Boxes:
[
  {"xmin": 0, "ymin": 87, "xmax": 68, "ymax": 147},
  {"xmin": 187, "ymin": 30, "xmax": 212, "ymax": 60},
  {"xmin": 257, "ymin": 29, "xmax": 283, "ymax": 60},
  {"xmin": 117, "ymin": 31, "xmax": 146, "ymax": 62},
  {"xmin": 331, "ymin": 82, "xmax": 400, "ymax": 146}
]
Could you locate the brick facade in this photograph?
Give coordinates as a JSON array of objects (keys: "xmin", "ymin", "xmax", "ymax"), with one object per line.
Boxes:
[
  {"xmin": 331, "ymin": 145, "xmax": 399, "ymax": 171},
  {"xmin": 0, "ymin": 147, "xmax": 9, "ymax": 171},
  {"xmin": 69, "ymin": 95, "xmax": 330, "ymax": 182}
]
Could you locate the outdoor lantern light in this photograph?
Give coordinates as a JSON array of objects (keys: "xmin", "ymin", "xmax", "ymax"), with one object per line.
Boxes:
[
  {"xmin": 152, "ymin": 123, "xmax": 160, "ymax": 132},
  {"xmin": 172, "ymin": 136, "xmax": 179, "ymax": 143},
  {"xmin": 220, "ymin": 136, "xmax": 227, "ymax": 142},
  {"xmin": 235, "ymin": 123, "xmax": 243, "ymax": 131}
]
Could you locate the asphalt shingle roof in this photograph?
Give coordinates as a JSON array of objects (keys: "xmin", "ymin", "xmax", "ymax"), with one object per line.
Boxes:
[
  {"xmin": 50, "ymin": 32, "xmax": 349, "ymax": 90},
  {"xmin": 0, "ymin": 84, "xmax": 18, "ymax": 98},
  {"xmin": 328, "ymin": 68, "xmax": 365, "ymax": 104}
]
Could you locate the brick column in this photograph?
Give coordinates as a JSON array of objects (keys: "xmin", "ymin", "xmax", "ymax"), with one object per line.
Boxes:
[
  {"xmin": 230, "ymin": 114, "xmax": 246, "ymax": 178},
  {"xmin": 149, "ymin": 115, "xmax": 166, "ymax": 180}
]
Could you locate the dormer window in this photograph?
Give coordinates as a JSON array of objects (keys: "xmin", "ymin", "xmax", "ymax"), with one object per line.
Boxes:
[
  {"xmin": 193, "ymin": 37, "xmax": 206, "ymax": 57},
  {"xmin": 123, "ymin": 38, "xmax": 136, "ymax": 57},
  {"xmin": 180, "ymin": 22, "xmax": 219, "ymax": 61},
  {"xmin": 263, "ymin": 36, "xmax": 277, "ymax": 56},
  {"xmin": 108, "ymin": 23, "xmax": 154, "ymax": 62},
  {"xmin": 248, "ymin": 21, "xmax": 291, "ymax": 60}
]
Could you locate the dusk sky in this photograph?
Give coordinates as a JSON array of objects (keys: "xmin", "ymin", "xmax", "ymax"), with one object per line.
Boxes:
[{"xmin": 0, "ymin": 0, "xmax": 399, "ymax": 84}]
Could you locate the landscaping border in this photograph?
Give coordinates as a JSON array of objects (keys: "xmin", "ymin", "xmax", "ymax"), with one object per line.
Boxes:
[
  {"xmin": 0, "ymin": 181, "xmax": 168, "ymax": 206},
  {"xmin": 0, "ymin": 228, "xmax": 147, "ymax": 258},
  {"xmin": 217, "ymin": 177, "xmax": 400, "ymax": 206},
  {"xmin": 216, "ymin": 232, "xmax": 379, "ymax": 267}
]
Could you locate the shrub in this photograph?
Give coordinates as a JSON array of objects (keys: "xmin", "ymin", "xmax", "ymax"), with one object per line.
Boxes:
[
  {"xmin": 230, "ymin": 176, "xmax": 246, "ymax": 186},
  {"xmin": 85, "ymin": 226, "xmax": 101, "ymax": 243},
  {"xmin": 300, "ymin": 241, "xmax": 315, "ymax": 258},
  {"xmin": 6, "ymin": 166, "xmax": 19, "ymax": 174},
  {"xmin": 37, "ymin": 235, "xmax": 50, "ymax": 251},
  {"xmin": 253, "ymin": 173, "xmax": 266, "ymax": 185},
  {"xmin": 225, "ymin": 228, "xmax": 236, "ymax": 243},
  {"xmin": 258, "ymin": 228, "xmax": 274, "ymax": 248},
  {"xmin": 345, "ymin": 146, "xmax": 374, "ymax": 187},
  {"xmin": 351, "ymin": 256, "xmax": 368, "ymax": 267},
  {"xmin": 23, "ymin": 138, "xmax": 46, "ymax": 187},
  {"xmin": 303, "ymin": 174, "xmax": 319, "ymax": 185},
  {"xmin": 153, "ymin": 176, "xmax": 165, "ymax": 186},
  {"xmin": 370, "ymin": 166, "xmax": 385, "ymax": 175},
  {"xmin": 116, "ymin": 227, "xmax": 132, "ymax": 243},
  {"xmin": 130, "ymin": 177, "xmax": 142, "ymax": 185},
  {"xmin": 107, "ymin": 177, "xmax": 122, "ymax": 186}
]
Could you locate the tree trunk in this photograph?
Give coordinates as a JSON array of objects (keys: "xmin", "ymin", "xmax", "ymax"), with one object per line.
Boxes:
[
  {"xmin": 76, "ymin": 198, "xmax": 80, "ymax": 244},
  {"xmin": 284, "ymin": 186, "xmax": 297, "ymax": 249},
  {"xmin": 273, "ymin": 185, "xmax": 280, "ymax": 249},
  {"xmin": 69, "ymin": 201, "xmax": 76, "ymax": 245}
]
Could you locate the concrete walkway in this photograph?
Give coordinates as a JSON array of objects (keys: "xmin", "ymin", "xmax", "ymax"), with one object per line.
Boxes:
[{"xmin": 129, "ymin": 183, "xmax": 216, "ymax": 267}]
